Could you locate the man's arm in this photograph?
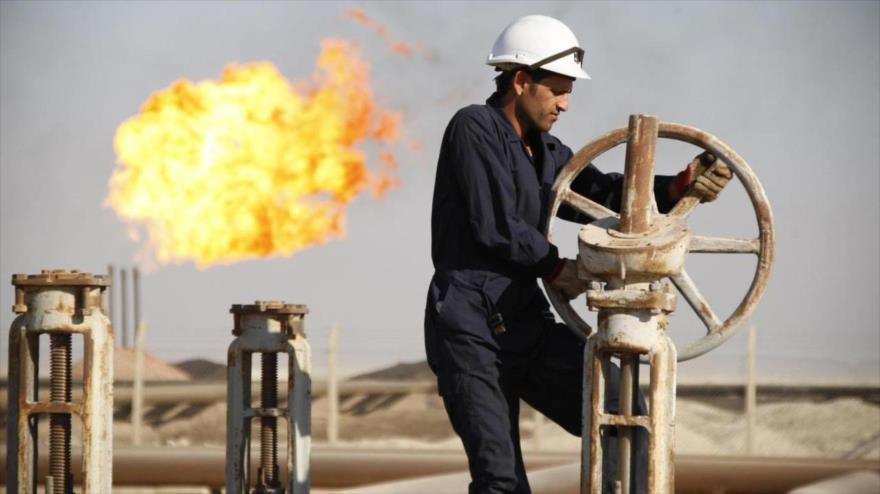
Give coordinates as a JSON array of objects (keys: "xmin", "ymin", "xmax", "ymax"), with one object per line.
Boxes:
[
  {"xmin": 556, "ymin": 167, "xmax": 679, "ymax": 223},
  {"xmin": 555, "ymin": 147, "xmax": 720, "ymax": 223}
]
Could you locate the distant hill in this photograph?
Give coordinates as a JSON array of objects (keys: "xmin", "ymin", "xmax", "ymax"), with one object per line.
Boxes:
[
  {"xmin": 175, "ymin": 358, "xmax": 227, "ymax": 380},
  {"xmin": 168, "ymin": 358, "xmax": 436, "ymax": 382},
  {"xmin": 73, "ymin": 348, "xmax": 190, "ymax": 382},
  {"xmin": 350, "ymin": 360, "xmax": 434, "ymax": 381}
]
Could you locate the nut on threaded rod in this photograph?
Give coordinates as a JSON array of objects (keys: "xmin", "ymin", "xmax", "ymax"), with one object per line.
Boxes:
[
  {"xmin": 258, "ymin": 352, "xmax": 281, "ymax": 491},
  {"xmin": 49, "ymin": 333, "xmax": 73, "ymax": 494}
]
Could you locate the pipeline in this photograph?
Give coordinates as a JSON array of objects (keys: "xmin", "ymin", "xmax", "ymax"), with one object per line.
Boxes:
[
  {"xmin": 0, "ymin": 447, "xmax": 876, "ymax": 492},
  {"xmin": 3, "ymin": 381, "xmax": 878, "ymax": 412}
]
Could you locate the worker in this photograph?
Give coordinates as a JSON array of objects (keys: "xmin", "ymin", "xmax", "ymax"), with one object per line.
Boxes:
[{"xmin": 424, "ymin": 14, "xmax": 732, "ymax": 494}]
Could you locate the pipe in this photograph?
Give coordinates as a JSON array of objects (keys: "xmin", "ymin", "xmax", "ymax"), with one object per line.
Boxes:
[
  {"xmin": 106, "ymin": 264, "xmax": 114, "ymax": 325},
  {"xmin": 0, "ymin": 446, "xmax": 575, "ymax": 488},
  {"xmin": 132, "ymin": 321, "xmax": 148, "ymax": 446},
  {"xmin": 619, "ymin": 114, "xmax": 658, "ymax": 234},
  {"xmin": 335, "ymin": 462, "xmax": 582, "ymax": 494},
  {"xmin": 0, "ymin": 448, "xmax": 875, "ymax": 492},
  {"xmin": 328, "ymin": 323, "xmax": 340, "ymax": 444},
  {"xmin": 335, "ymin": 458, "xmax": 880, "ymax": 494},
  {"xmin": 618, "ymin": 353, "xmax": 636, "ymax": 494},
  {"xmin": 746, "ymin": 324, "xmax": 757, "ymax": 455},
  {"xmin": 133, "ymin": 267, "xmax": 141, "ymax": 338},
  {"xmin": 121, "ymin": 268, "xmax": 128, "ymax": 349}
]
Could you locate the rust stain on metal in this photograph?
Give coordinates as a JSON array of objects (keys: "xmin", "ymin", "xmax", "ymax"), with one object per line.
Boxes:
[
  {"xmin": 7, "ymin": 270, "xmax": 114, "ymax": 492},
  {"xmin": 620, "ymin": 115, "xmax": 658, "ymax": 234}
]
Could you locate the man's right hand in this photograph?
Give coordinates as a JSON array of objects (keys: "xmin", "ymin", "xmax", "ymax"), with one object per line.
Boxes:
[
  {"xmin": 671, "ymin": 152, "xmax": 733, "ymax": 203},
  {"xmin": 545, "ymin": 258, "xmax": 587, "ymax": 300}
]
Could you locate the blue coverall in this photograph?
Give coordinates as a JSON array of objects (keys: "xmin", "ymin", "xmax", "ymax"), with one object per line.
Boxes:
[{"xmin": 425, "ymin": 94, "xmax": 677, "ymax": 494}]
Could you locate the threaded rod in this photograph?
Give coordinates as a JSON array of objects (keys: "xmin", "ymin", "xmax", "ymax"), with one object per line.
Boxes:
[
  {"xmin": 259, "ymin": 352, "xmax": 279, "ymax": 487},
  {"xmin": 49, "ymin": 333, "xmax": 72, "ymax": 494}
]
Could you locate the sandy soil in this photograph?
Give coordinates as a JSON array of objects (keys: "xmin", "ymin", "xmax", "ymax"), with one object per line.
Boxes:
[
  {"xmin": 135, "ymin": 392, "xmax": 880, "ymax": 460},
  {"xmin": 73, "ymin": 348, "xmax": 190, "ymax": 382}
]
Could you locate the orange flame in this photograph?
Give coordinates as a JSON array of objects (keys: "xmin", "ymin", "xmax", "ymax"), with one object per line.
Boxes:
[{"xmin": 106, "ymin": 40, "xmax": 401, "ymax": 268}]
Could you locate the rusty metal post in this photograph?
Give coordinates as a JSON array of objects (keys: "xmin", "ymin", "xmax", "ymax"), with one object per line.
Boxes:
[
  {"xmin": 617, "ymin": 353, "xmax": 637, "ymax": 494},
  {"xmin": 578, "ymin": 115, "xmax": 681, "ymax": 494},
  {"xmin": 227, "ymin": 301, "xmax": 311, "ymax": 494},
  {"xmin": 132, "ymin": 321, "xmax": 147, "ymax": 446},
  {"xmin": 327, "ymin": 323, "xmax": 339, "ymax": 445},
  {"xmin": 6, "ymin": 270, "xmax": 114, "ymax": 493},
  {"xmin": 133, "ymin": 267, "xmax": 141, "ymax": 336},
  {"xmin": 121, "ymin": 267, "xmax": 129, "ymax": 349},
  {"xmin": 745, "ymin": 324, "xmax": 757, "ymax": 455},
  {"xmin": 104, "ymin": 264, "xmax": 114, "ymax": 319},
  {"xmin": 619, "ymin": 115, "xmax": 658, "ymax": 234}
]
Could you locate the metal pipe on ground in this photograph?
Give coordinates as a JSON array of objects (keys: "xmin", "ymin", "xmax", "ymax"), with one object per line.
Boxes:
[
  {"xmin": 0, "ymin": 446, "xmax": 573, "ymax": 488},
  {"xmin": 0, "ymin": 447, "xmax": 876, "ymax": 492},
  {"xmin": 329, "ymin": 459, "xmax": 880, "ymax": 494},
  {"xmin": 330, "ymin": 462, "xmax": 582, "ymax": 494}
]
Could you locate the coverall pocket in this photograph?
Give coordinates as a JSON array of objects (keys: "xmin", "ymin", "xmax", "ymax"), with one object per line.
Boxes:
[{"xmin": 434, "ymin": 273, "xmax": 493, "ymax": 337}]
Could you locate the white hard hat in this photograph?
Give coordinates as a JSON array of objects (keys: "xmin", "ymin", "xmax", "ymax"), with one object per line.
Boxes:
[{"xmin": 486, "ymin": 15, "xmax": 590, "ymax": 80}]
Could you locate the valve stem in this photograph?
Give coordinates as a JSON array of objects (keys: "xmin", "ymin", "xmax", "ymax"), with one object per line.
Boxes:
[
  {"xmin": 258, "ymin": 352, "xmax": 280, "ymax": 491},
  {"xmin": 49, "ymin": 333, "xmax": 73, "ymax": 494}
]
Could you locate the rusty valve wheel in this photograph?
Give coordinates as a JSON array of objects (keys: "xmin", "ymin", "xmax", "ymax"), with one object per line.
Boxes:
[{"xmin": 543, "ymin": 121, "xmax": 775, "ymax": 361}]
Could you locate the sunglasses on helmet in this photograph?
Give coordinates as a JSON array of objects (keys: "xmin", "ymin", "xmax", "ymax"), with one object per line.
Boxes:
[{"xmin": 527, "ymin": 47, "xmax": 585, "ymax": 71}]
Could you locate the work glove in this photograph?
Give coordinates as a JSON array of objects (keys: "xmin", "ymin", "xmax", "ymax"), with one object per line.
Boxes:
[
  {"xmin": 673, "ymin": 152, "xmax": 734, "ymax": 202},
  {"xmin": 544, "ymin": 258, "xmax": 587, "ymax": 301}
]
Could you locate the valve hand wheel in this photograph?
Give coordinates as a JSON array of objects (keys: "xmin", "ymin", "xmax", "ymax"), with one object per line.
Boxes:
[{"xmin": 543, "ymin": 122, "xmax": 775, "ymax": 361}]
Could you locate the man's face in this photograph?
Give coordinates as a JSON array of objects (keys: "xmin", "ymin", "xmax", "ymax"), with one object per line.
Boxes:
[{"xmin": 516, "ymin": 72, "xmax": 574, "ymax": 133}]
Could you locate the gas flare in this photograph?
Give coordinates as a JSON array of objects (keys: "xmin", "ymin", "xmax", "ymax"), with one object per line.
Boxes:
[{"xmin": 107, "ymin": 40, "xmax": 400, "ymax": 268}]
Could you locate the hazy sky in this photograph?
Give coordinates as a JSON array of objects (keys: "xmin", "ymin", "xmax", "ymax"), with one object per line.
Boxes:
[{"xmin": 1, "ymin": 1, "xmax": 878, "ymax": 382}]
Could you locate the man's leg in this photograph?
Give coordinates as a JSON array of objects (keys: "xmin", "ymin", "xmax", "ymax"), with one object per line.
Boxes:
[
  {"xmin": 426, "ymin": 310, "xmax": 530, "ymax": 494},
  {"xmin": 440, "ymin": 361, "xmax": 530, "ymax": 494},
  {"xmin": 519, "ymin": 322, "xmax": 649, "ymax": 494}
]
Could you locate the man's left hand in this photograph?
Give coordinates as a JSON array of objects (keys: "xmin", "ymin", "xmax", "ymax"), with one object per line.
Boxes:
[
  {"xmin": 671, "ymin": 152, "xmax": 734, "ymax": 202},
  {"xmin": 545, "ymin": 258, "xmax": 587, "ymax": 300}
]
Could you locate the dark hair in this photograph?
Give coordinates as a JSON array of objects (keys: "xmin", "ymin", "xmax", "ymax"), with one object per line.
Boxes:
[{"xmin": 494, "ymin": 67, "xmax": 555, "ymax": 96}]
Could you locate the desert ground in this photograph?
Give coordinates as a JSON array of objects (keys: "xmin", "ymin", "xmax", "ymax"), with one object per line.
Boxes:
[{"xmin": 103, "ymin": 352, "xmax": 880, "ymax": 460}]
